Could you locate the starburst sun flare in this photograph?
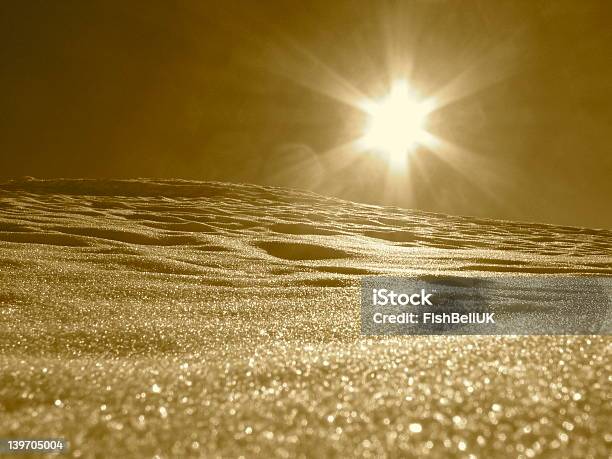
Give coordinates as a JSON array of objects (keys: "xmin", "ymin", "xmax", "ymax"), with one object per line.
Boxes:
[{"xmin": 359, "ymin": 80, "xmax": 433, "ymax": 166}]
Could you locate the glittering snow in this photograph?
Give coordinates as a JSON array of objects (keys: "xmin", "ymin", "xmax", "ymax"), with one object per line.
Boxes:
[{"xmin": 0, "ymin": 178, "xmax": 610, "ymax": 457}]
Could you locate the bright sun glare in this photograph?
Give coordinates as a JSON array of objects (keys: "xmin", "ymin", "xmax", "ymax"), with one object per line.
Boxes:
[{"xmin": 360, "ymin": 80, "xmax": 430, "ymax": 165}]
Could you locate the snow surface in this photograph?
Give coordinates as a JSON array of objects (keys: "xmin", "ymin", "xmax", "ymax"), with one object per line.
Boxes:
[{"xmin": 0, "ymin": 178, "xmax": 610, "ymax": 457}]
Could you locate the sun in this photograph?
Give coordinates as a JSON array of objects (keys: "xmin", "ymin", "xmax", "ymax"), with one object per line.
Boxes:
[{"xmin": 360, "ymin": 80, "xmax": 430, "ymax": 165}]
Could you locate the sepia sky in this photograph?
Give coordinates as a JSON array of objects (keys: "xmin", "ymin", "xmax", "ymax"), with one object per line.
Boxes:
[{"xmin": 1, "ymin": 0, "xmax": 611, "ymax": 228}]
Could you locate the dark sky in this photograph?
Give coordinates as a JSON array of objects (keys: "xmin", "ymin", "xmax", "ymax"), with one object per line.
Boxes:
[{"xmin": 1, "ymin": 0, "xmax": 611, "ymax": 228}]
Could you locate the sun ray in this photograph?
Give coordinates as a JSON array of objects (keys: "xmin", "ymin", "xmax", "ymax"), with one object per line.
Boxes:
[
  {"xmin": 426, "ymin": 31, "xmax": 526, "ymax": 113},
  {"xmin": 418, "ymin": 131, "xmax": 522, "ymax": 214},
  {"xmin": 262, "ymin": 35, "xmax": 372, "ymax": 109}
]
